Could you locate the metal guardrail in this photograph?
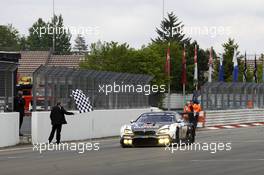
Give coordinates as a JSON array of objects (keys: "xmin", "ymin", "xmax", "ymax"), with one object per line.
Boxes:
[
  {"xmin": 201, "ymin": 82, "xmax": 264, "ymax": 110},
  {"xmin": 205, "ymin": 109, "xmax": 264, "ymax": 126}
]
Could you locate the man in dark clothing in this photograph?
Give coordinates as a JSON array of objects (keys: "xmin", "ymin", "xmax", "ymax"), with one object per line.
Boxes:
[
  {"xmin": 188, "ymin": 101, "xmax": 196, "ymax": 136},
  {"xmin": 48, "ymin": 102, "xmax": 74, "ymax": 144},
  {"xmin": 14, "ymin": 91, "xmax": 25, "ymax": 136}
]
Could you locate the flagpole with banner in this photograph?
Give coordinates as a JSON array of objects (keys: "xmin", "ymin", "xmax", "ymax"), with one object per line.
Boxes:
[
  {"xmin": 194, "ymin": 44, "xmax": 198, "ymax": 90},
  {"xmin": 232, "ymin": 48, "xmax": 238, "ymax": 82},
  {"xmin": 208, "ymin": 47, "xmax": 213, "ymax": 83},
  {"xmin": 181, "ymin": 44, "xmax": 187, "ymax": 105},
  {"xmin": 52, "ymin": 0, "xmax": 55, "ymax": 53},
  {"xmin": 243, "ymin": 52, "xmax": 247, "ymax": 82},
  {"xmin": 253, "ymin": 54, "xmax": 258, "ymax": 83},
  {"xmin": 262, "ymin": 54, "xmax": 264, "ymax": 82},
  {"xmin": 165, "ymin": 42, "xmax": 171, "ymax": 110},
  {"xmin": 218, "ymin": 53, "xmax": 224, "ymax": 82}
]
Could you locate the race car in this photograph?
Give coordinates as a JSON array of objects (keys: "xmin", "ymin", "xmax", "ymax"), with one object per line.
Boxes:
[{"xmin": 120, "ymin": 111, "xmax": 195, "ymax": 147}]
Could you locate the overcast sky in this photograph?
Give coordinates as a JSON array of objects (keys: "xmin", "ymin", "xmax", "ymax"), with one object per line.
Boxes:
[{"xmin": 1, "ymin": 0, "xmax": 264, "ymax": 55}]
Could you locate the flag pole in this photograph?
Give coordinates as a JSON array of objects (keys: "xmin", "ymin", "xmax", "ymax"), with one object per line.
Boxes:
[
  {"xmin": 168, "ymin": 80, "xmax": 171, "ymax": 111},
  {"xmin": 167, "ymin": 42, "xmax": 171, "ymax": 111},
  {"xmin": 194, "ymin": 44, "xmax": 198, "ymax": 91},
  {"xmin": 183, "ymin": 84, "xmax": 186, "ymax": 105},
  {"xmin": 209, "ymin": 47, "xmax": 213, "ymax": 83},
  {"xmin": 262, "ymin": 54, "xmax": 264, "ymax": 82},
  {"xmin": 52, "ymin": 0, "xmax": 55, "ymax": 53},
  {"xmin": 183, "ymin": 44, "xmax": 186, "ymax": 105},
  {"xmin": 162, "ymin": 0, "xmax": 165, "ymax": 19}
]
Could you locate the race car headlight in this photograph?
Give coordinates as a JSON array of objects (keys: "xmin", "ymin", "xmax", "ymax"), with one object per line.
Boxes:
[
  {"xmin": 157, "ymin": 128, "xmax": 170, "ymax": 134},
  {"xmin": 124, "ymin": 129, "xmax": 133, "ymax": 135}
]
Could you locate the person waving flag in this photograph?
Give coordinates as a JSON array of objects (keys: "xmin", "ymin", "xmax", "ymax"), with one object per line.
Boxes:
[{"xmin": 232, "ymin": 48, "xmax": 238, "ymax": 82}]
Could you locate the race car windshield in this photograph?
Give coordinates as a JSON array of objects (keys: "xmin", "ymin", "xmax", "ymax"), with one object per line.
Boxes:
[{"xmin": 136, "ymin": 115, "xmax": 175, "ymax": 123}]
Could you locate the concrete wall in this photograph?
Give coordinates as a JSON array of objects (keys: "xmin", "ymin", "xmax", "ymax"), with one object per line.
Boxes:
[
  {"xmin": 32, "ymin": 108, "xmax": 159, "ymax": 144},
  {"xmin": 0, "ymin": 112, "xmax": 19, "ymax": 147}
]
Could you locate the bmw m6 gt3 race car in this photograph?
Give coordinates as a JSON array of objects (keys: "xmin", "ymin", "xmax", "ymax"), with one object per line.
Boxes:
[{"xmin": 120, "ymin": 111, "xmax": 195, "ymax": 147}]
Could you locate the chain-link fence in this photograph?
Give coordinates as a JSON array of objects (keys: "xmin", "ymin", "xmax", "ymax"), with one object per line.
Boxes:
[
  {"xmin": 32, "ymin": 66, "xmax": 153, "ymax": 111},
  {"xmin": 201, "ymin": 82, "xmax": 264, "ymax": 110},
  {"xmin": 0, "ymin": 52, "xmax": 19, "ymax": 112}
]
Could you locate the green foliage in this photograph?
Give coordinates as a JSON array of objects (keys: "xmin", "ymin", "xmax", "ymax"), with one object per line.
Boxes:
[
  {"xmin": 0, "ymin": 24, "xmax": 21, "ymax": 51},
  {"xmin": 257, "ymin": 63, "xmax": 263, "ymax": 83},
  {"xmin": 74, "ymin": 34, "xmax": 88, "ymax": 53},
  {"xmin": 80, "ymin": 41, "xmax": 165, "ymax": 86},
  {"xmin": 80, "ymin": 12, "xmax": 211, "ymax": 93},
  {"xmin": 27, "ymin": 18, "xmax": 50, "ymax": 51},
  {"xmin": 213, "ymin": 38, "xmax": 264, "ymax": 83},
  {"xmin": 221, "ymin": 38, "xmax": 240, "ymax": 82},
  {"xmin": 152, "ymin": 12, "xmax": 190, "ymax": 44},
  {"xmin": 27, "ymin": 15, "xmax": 71, "ymax": 54},
  {"xmin": 193, "ymin": 44, "xmax": 211, "ymax": 88},
  {"xmin": 19, "ymin": 35, "xmax": 29, "ymax": 51},
  {"xmin": 80, "ymin": 39, "xmax": 211, "ymax": 93}
]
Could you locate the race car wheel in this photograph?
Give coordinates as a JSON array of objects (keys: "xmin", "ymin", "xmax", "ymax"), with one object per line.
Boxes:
[{"xmin": 121, "ymin": 143, "xmax": 128, "ymax": 148}]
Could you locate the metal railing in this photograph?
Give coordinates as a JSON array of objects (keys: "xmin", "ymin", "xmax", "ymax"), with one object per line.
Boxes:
[
  {"xmin": 201, "ymin": 82, "xmax": 264, "ymax": 110},
  {"xmin": 32, "ymin": 66, "xmax": 153, "ymax": 111}
]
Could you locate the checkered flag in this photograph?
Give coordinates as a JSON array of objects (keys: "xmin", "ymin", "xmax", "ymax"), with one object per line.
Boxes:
[{"xmin": 71, "ymin": 89, "xmax": 93, "ymax": 113}]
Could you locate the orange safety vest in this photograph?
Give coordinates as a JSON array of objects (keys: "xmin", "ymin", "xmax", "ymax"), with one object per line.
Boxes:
[{"xmin": 193, "ymin": 104, "xmax": 202, "ymax": 113}]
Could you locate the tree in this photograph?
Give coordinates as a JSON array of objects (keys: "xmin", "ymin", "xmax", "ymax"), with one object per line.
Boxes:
[
  {"xmin": 192, "ymin": 43, "xmax": 212, "ymax": 87},
  {"xmin": 81, "ymin": 12, "xmax": 210, "ymax": 93},
  {"xmin": 74, "ymin": 34, "xmax": 88, "ymax": 54},
  {"xmin": 80, "ymin": 41, "xmax": 165, "ymax": 86},
  {"xmin": 27, "ymin": 15, "xmax": 71, "ymax": 54},
  {"xmin": 52, "ymin": 15, "xmax": 71, "ymax": 54},
  {"xmin": 27, "ymin": 18, "xmax": 50, "ymax": 51},
  {"xmin": 151, "ymin": 12, "xmax": 213, "ymax": 92},
  {"xmin": 221, "ymin": 38, "xmax": 240, "ymax": 82},
  {"xmin": 152, "ymin": 12, "xmax": 190, "ymax": 44},
  {"xmin": 0, "ymin": 24, "xmax": 20, "ymax": 51},
  {"xmin": 19, "ymin": 35, "xmax": 29, "ymax": 51}
]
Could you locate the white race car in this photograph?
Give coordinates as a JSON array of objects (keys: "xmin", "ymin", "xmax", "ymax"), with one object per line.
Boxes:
[{"xmin": 120, "ymin": 111, "xmax": 195, "ymax": 147}]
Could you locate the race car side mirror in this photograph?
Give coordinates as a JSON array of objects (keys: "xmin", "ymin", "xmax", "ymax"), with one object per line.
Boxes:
[{"xmin": 130, "ymin": 120, "xmax": 135, "ymax": 123}]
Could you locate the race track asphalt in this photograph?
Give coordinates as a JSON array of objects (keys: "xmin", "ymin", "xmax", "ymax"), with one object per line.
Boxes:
[{"xmin": 0, "ymin": 127, "xmax": 263, "ymax": 175}]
